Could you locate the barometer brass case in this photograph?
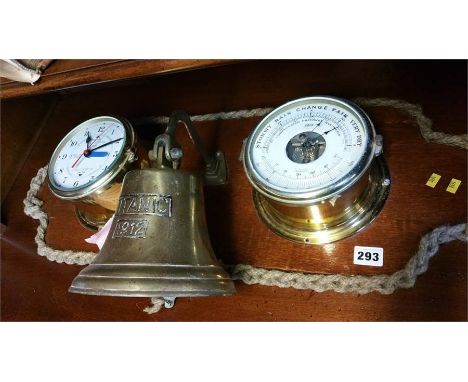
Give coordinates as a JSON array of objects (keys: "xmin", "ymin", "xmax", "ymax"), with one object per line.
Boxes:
[{"xmin": 243, "ymin": 96, "xmax": 391, "ymax": 244}]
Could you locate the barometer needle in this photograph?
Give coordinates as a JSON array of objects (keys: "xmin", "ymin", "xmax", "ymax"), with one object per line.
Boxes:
[
  {"xmin": 310, "ymin": 119, "xmax": 323, "ymax": 133},
  {"xmin": 323, "ymin": 126, "xmax": 338, "ymax": 135}
]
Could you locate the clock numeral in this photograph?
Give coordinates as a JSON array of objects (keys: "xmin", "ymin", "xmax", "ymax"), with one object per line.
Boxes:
[
  {"xmin": 98, "ymin": 126, "xmax": 105, "ymax": 133},
  {"xmin": 60, "ymin": 154, "xmax": 67, "ymax": 159},
  {"xmin": 73, "ymin": 181, "xmax": 79, "ymax": 187},
  {"xmin": 70, "ymin": 140, "xmax": 78, "ymax": 147}
]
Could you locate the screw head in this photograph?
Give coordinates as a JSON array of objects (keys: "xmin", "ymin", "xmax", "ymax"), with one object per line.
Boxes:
[{"xmin": 169, "ymin": 147, "xmax": 183, "ymax": 160}]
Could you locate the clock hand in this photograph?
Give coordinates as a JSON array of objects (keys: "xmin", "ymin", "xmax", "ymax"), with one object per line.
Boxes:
[
  {"xmin": 86, "ymin": 131, "xmax": 92, "ymax": 149},
  {"xmin": 73, "ymin": 138, "xmax": 122, "ymax": 167},
  {"xmin": 71, "ymin": 132, "xmax": 92, "ymax": 168},
  {"xmin": 71, "ymin": 152, "xmax": 84, "ymax": 168},
  {"xmin": 86, "ymin": 137, "xmax": 123, "ymax": 155},
  {"xmin": 87, "ymin": 151, "xmax": 109, "ymax": 158},
  {"xmin": 87, "ymin": 125, "xmax": 112, "ymax": 148}
]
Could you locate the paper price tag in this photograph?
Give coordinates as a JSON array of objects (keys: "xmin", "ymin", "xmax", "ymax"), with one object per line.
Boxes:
[
  {"xmin": 426, "ymin": 173, "xmax": 441, "ymax": 188},
  {"xmin": 446, "ymin": 178, "xmax": 461, "ymax": 194},
  {"xmin": 353, "ymin": 246, "xmax": 384, "ymax": 267}
]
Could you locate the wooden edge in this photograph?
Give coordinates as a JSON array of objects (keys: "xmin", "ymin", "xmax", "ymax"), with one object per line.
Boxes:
[
  {"xmin": 0, "ymin": 60, "xmax": 123, "ymax": 85},
  {"xmin": 0, "ymin": 59, "xmax": 239, "ymax": 100}
]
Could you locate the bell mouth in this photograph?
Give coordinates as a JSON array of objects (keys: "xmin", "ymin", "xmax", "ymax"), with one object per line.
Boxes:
[{"xmin": 69, "ymin": 263, "xmax": 236, "ymax": 297}]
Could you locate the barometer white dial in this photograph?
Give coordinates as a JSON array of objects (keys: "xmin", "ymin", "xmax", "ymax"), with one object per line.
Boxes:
[{"xmin": 244, "ymin": 96, "xmax": 377, "ymax": 203}]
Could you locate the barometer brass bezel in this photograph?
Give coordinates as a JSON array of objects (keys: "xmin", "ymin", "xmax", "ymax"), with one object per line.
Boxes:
[
  {"xmin": 244, "ymin": 96, "xmax": 377, "ymax": 205},
  {"xmin": 243, "ymin": 96, "xmax": 390, "ymax": 244}
]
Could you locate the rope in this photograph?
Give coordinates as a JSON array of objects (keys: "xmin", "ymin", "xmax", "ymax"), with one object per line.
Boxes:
[
  {"xmin": 143, "ymin": 298, "xmax": 165, "ymax": 314},
  {"xmin": 143, "ymin": 98, "xmax": 468, "ymax": 150},
  {"xmin": 22, "ymin": 98, "xmax": 467, "ymax": 314},
  {"xmin": 229, "ymin": 223, "xmax": 467, "ymax": 294},
  {"xmin": 355, "ymin": 97, "xmax": 468, "ymax": 149},
  {"xmin": 140, "ymin": 107, "xmax": 275, "ymax": 126},
  {"xmin": 23, "ymin": 166, "xmax": 97, "ymax": 265}
]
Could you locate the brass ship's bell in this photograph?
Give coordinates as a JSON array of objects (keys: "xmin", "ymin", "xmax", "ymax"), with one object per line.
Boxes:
[{"xmin": 69, "ymin": 111, "xmax": 236, "ymax": 298}]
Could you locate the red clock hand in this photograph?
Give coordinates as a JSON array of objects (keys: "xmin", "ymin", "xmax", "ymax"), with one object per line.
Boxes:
[{"xmin": 71, "ymin": 152, "xmax": 85, "ymax": 168}]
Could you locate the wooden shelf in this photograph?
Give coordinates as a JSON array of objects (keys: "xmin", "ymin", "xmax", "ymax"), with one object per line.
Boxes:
[{"xmin": 0, "ymin": 59, "xmax": 237, "ymax": 99}]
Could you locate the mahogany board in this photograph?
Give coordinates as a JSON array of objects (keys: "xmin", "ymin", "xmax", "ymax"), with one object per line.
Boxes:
[{"xmin": 1, "ymin": 60, "xmax": 466, "ymax": 321}]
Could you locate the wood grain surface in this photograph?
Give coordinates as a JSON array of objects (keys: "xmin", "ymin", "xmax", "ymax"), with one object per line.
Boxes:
[
  {"xmin": 0, "ymin": 60, "xmax": 120, "ymax": 85},
  {"xmin": 0, "ymin": 59, "xmax": 237, "ymax": 99},
  {"xmin": 0, "ymin": 94, "xmax": 57, "ymax": 205},
  {"xmin": 1, "ymin": 60, "xmax": 466, "ymax": 321}
]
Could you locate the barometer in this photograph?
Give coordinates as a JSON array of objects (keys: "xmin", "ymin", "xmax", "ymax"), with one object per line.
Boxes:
[
  {"xmin": 243, "ymin": 96, "xmax": 390, "ymax": 244},
  {"xmin": 48, "ymin": 116, "xmax": 142, "ymax": 229}
]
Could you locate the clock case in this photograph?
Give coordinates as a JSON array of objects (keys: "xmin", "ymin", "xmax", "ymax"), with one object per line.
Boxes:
[{"xmin": 47, "ymin": 116, "xmax": 141, "ymax": 230}]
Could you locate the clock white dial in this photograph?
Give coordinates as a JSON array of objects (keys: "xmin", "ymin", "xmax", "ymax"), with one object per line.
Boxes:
[{"xmin": 50, "ymin": 116, "xmax": 126, "ymax": 191}]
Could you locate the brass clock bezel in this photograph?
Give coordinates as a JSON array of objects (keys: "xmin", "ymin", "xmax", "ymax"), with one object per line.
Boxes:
[{"xmin": 47, "ymin": 115, "xmax": 136, "ymax": 201}]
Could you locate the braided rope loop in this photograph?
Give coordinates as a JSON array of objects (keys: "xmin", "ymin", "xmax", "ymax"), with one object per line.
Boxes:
[
  {"xmin": 229, "ymin": 223, "xmax": 466, "ymax": 295},
  {"xmin": 354, "ymin": 97, "xmax": 468, "ymax": 150}
]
